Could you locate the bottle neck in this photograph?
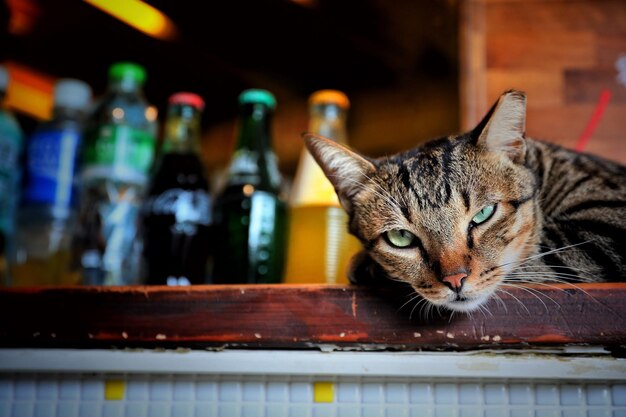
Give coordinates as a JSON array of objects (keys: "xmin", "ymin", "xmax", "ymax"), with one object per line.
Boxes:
[
  {"xmin": 162, "ymin": 103, "xmax": 202, "ymax": 155},
  {"xmin": 308, "ymin": 103, "xmax": 348, "ymax": 144},
  {"xmin": 51, "ymin": 105, "xmax": 86, "ymax": 122},
  {"xmin": 109, "ymin": 77, "xmax": 143, "ymax": 93},
  {"xmin": 227, "ymin": 102, "xmax": 281, "ymax": 191},
  {"xmin": 235, "ymin": 102, "xmax": 273, "ymax": 151}
]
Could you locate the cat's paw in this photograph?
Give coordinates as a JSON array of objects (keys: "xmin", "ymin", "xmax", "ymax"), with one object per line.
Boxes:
[{"xmin": 348, "ymin": 250, "xmax": 379, "ymax": 285}]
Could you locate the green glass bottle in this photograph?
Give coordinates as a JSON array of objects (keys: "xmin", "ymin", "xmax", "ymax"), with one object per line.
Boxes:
[{"xmin": 211, "ymin": 89, "xmax": 287, "ymax": 284}]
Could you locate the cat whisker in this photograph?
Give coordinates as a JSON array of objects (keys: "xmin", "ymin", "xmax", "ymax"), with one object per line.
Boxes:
[
  {"xmin": 409, "ymin": 298, "xmax": 428, "ymax": 320},
  {"xmin": 419, "ymin": 300, "xmax": 428, "ymax": 321},
  {"xmin": 502, "ymin": 270, "xmax": 607, "ymax": 311},
  {"xmin": 492, "ymin": 292, "xmax": 508, "ymax": 313},
  {"xmin": 505, "ymin": 272, "xmax": 591, "ymax": 284},
  {"xmin": 495, "ymin": 286, "xmax": 532, "ymax": 315},
  {"xmin": 509, "ymin": 272, "xmax": 596, "ymax": 283},
  {"xmin": 518, "ymin": 263, "xmax": 594, "ymax": 274},
  {"xmin": 516, "ymin": 240, "xmax": 595, "ymax": 266},
  {"xmin": 513, "ymin": 280, "xmax": 565, "ymax": 300},
  {"xmin": 515, "ymin": 263, "xmax": 596, "ymax": 280},
  {"xmin": 435, "ymin": 305, "xmax": 443, "ymax": 320},
  {"xmin": 506, "ymin": 279, "xmax": 575, "ymax": 297},
  {"xmin": 411, "ymin": 296, "xmax": 434, "ymax": 321},
  {"xmin": 514, "ymin": 263, "xmax": 593, "ymax": 273},
  {"xmin": 500, "ymin": 282, "xmax": 555, "ymax": 312},
  {"xmin": 505, "ymin": 275, "xmax": 572, "ymax": 287},
  {"xmin": 422, "ymin": 302, "xmax": 434, "ymax": 322},
  {"xmin": 504, "ymin": 272, "xmax": 596, "ymax": 290},
  {"xmin": 447, "ymin": 309, "xmax": 456, "ymax": 323},
  {"xmin": 398, "ymin": 292, "xmax": 422, "ymax": 313},
  {"xmin": 497, "ymin": 240, "xmax": 595, "ymax": 272},
  {"xmin": 481, "ymin": 302, "xmax": 494, "ymax": 317}
]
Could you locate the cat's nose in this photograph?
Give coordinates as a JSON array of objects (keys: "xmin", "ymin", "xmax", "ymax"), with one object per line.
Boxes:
[{"xmin": 442, "ymin": 272, "xmax": 467, "ymax": 293}]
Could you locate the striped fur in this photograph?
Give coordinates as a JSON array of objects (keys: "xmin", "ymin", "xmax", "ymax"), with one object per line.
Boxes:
[{"xmin": 305, "ymin": 90, "xmax": 626, "ymax": 313}]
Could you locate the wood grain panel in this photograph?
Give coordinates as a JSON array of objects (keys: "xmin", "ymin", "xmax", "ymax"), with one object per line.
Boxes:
[
  {"xmin": 486, "ymin": 32, "xmax": 596, "ymax": 70},
  {"xmin": 487, "ymin": 69, "xmax": 564, "ymax": 107},
  {"xmin": 461, "ymin": 0, "xmax": 626, "ymax": 163},
  {"xmin": 565, "ymin": 69, "xmax": 626, "ymax": 104},
  {"xmin": 485, "ymin": 1, "xmax": 622, "ymax": 34}
]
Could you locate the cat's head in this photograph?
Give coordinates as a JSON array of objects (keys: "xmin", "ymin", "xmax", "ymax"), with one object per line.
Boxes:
[{"xmin": 305, "ymin": 90, "xmax": 541, "ymax": 312}]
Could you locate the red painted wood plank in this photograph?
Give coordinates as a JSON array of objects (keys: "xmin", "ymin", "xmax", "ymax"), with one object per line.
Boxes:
[{"xmin": 0, "ymin": 284, "xmax": 624, "ymax": 351}]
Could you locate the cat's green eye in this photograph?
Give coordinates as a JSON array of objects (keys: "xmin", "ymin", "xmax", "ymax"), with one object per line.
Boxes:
[
  {"xmin": 471, "ymin": 204, "xmax": 496, "ymax": 225},
  {"xmin": 385, "ymin": 229, "xmax": 416, "ymax": 248}
]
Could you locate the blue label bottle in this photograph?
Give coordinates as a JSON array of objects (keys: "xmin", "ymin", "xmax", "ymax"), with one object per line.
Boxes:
[{"xmin": 9, "ymin": 78, "xmax": 92, "ymax": 286}]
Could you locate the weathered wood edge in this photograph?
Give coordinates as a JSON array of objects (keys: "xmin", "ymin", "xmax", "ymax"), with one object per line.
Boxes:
[{"xmin": 0, "ymin": 283, "xmax": 624, "ymax": 352}]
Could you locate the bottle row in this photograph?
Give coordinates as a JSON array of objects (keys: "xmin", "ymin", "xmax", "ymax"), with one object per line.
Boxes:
[{"xmin": 0, "ymin": 61, "xmax": 361, "ymax": 287}]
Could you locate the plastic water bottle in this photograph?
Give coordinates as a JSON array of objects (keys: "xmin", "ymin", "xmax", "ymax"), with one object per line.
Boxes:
[
  {"xmin": 0, "ymin": 65, "xmax": 24, "ymax": 286},
  {"xmin": 10, "ymin": 78, "xmax": 92, "ymax": 286},
  {"xmin": 72, "ymin": 62, "xmax": 157, "ymax": 285}
]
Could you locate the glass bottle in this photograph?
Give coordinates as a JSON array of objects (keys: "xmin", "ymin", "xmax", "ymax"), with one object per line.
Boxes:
[
  {"xmin": 284, "ymin": 90, "xmax": 361, "ymax": 284},
  {"xmin": 10, "ymin": 78, "xmax": 92, "ymax": 287},
  {"xmin": 72, "ymin": 62, "xmax": 158, "ymax": 285},
  {"xmin": 142, "ymin": 92, "xmax": 212, "ymax": 286},
  {"xmin": 211, "ymin": 89, "xmax": 287, "ymax": 284},
  {"xmin": 0, "ymin": 65, "xmax": 24, "ymax": 286}
]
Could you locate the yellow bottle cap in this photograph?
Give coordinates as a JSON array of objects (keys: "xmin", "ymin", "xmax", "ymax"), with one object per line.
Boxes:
[{"xmin": 308, "ymin": 90, "xmax": 350, "ymax": 109}]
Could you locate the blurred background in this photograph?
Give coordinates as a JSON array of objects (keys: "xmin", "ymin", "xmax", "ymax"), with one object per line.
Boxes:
[
  {"xmin": 2, "ymin": 0, "xmax": 625, "ymax": 176},
  {"xmin": 0, "ymin": 0, "xmax": 461, "ymax": 179},
  {"xmin": 1, "ymin": 0, "xmax": 626, "ymax": 288}
]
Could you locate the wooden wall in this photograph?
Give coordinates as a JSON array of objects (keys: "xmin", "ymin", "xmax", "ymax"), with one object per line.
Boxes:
[{"xmin": 461, "ymin": 0, "xmax": 626, "ymax": 164}]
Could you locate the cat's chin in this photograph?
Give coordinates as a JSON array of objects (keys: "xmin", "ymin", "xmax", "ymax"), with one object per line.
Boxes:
[
  {"xmin": 442, "ymin": 296, "xmax": 490, "ymax": 312},
  {"xmin": 433, "ymin": 290, "xmax": 495, "ymax": 313}
]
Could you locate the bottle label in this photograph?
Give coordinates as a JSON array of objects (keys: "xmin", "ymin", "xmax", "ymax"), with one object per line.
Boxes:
[
  {"xmin": 228, "ymin": 149, "xmax": 258, "ymax": 176},
  {"xmin": 78, "ymin": 186, "xmax": 143, "ymax": 285},
  {"xmin": 23, "ymin": 129, "xmax": 81, "ymax": 209},
  {"xmin": 144, "ymin": 188, "xmax": 212, "ymax": 235},
  {"xmin": 226, "ymin": 150, "xmax": 282, "ymax": 190},
  {"xmin": 82, "ymin": 124, "xmax": 155, "ymax": 185}
]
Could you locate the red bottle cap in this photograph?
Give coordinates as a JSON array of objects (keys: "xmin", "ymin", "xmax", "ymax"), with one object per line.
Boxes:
[{"xmin": 169, "ymin": 92, "xmax": 205, "ymax": 110}]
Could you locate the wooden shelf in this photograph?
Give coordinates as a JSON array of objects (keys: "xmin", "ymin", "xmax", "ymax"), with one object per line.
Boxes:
[{"xmin": 0, "ymin": 283, "xmax": 624, "ymax": 352}]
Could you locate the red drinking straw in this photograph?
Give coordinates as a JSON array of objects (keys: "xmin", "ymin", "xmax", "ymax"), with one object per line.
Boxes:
[{"xmin": 574, "ymin": 89, "xmax": 612, "ymax": 152}]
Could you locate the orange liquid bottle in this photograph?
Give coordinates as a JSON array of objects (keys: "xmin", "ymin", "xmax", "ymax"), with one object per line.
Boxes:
[{"xmin": 284, "ymin": 90, "xmax": 361, "ymax": 284}]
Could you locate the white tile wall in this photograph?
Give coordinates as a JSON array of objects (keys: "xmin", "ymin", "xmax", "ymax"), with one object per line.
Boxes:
[
  {"xmin": 0, "ymin": 348, "xmax": 624, "ymax": 417},
  {"xmin": 1, "ymin": 373, "xmax": 625, "ymax": 417}
]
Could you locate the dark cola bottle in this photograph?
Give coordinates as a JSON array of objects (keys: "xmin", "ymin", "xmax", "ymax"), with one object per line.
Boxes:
[{"xmin": 141, "ymin": 92, "xmax": 212, "ymax": 285}]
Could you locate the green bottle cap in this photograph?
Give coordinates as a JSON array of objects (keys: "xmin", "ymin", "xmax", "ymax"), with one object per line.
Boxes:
[
  {"xmin": 238, "ymin": 89, "xmax": 276, "ymax": 110},
  {"xmin": 108, "ymin": 62, "xmax": 147, "ymax": 85}
]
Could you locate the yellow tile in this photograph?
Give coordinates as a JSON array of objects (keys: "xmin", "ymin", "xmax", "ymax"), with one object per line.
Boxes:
[
  {"xmin": 105, "ymin": 380, "xmax": 125, "ymax": 401},
  {"xmin": 313, "ymin": 381, "xmax": 334, "ymax": 403}
]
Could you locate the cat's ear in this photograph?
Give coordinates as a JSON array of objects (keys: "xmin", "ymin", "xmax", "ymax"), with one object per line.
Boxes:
[
  {"xmin": 303, "ymin": 133, "xmax": 376, "ymax": 214},
  {"xmin": 473, "ymin": 90, "xmax": 527, "ymax": 163}
]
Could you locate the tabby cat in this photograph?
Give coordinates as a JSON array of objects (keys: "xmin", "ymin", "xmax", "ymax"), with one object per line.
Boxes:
[{"xmin": 304, "ymin": 90, "xmax": 626, "ymax": 313}]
